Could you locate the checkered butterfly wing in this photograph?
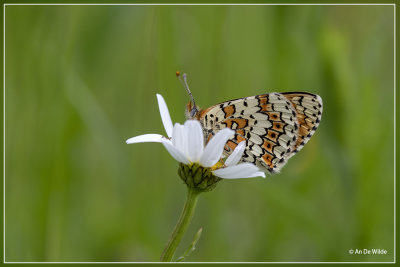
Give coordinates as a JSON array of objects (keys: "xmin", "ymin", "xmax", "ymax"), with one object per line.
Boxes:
[
  {"xmin": 280, "ymin": 92, "xmax": 323, "ymax": 155},
  {"xmin": 196, "ymin": 92, "xmax": 322, "ymax": 174}
]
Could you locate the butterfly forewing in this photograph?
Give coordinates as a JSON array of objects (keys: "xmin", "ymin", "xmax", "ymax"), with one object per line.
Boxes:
[
  {"xmin": 280, "ymin": 92, "xmax": 323, "ymax": 156},
  {"xmin": 194, "ymin": 92, "xmax": 322, "ymax": 174}
]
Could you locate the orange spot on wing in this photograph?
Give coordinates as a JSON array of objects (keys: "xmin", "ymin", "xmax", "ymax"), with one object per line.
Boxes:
[
  {"xmin": 297, "ymin": 113, "xmax": 306, "ymax": 124},
  {"xmin": 261, "ymin": 104, "xmax": 272, "ymax": 112},
  {"xmin": 293, "ymin": 126, "xmax": 309, "ymax": 148},
  {"xmin": 269, "ymin": 112, "xmax": 280, "ymax": 121},
  {"xmin": 258, "ymin": 94, "xmax": 269, "ymax": 101},
  {"xmin": 225, "ymin": 140, "xmax": 237, "ymax": 152},
  {"xmin": 259, "ymin": 95, "xmax": 270, "ymax": 112},
  {"xmin": 267, "ymin": 130, "xmax": 279, "ymax": 142},
  {"xmin": 272, "ymin": 122, "xmax": 284, "ymax": 132},
  {"xmin": 236, "ymin": 129, "xmax": 245, "ymax": 136},
  {"xmin": 223, "ymin": 118, "xmax": 248, "ymax": 129},
  {"xmin": 223, "ymin": 105, "xmax": 235, "ymax": 118},
  {"xmin": 236, "ymin": 135, "xmax": 246, "ymax": 143},
  {"xmin": 261, "ymin": 153, "xmax": 274, "ymax": 168},
  {"xmin": 223, "ymin": 120, "xmax": 233, "ymax": 128},
  {"xmin": 259, "ymin": 97, "xmax": 267, "ymax": 105},
  {"xmin": 234, "ymin": 118, "xmax": 248, "ymax": 128},
  {"xmin": 292, "ymin": 113, "xmax": 313, "ymax": 150},
  {"xmin": 262, "ymin": 140, "xmax": 274, "ymax": 154}
]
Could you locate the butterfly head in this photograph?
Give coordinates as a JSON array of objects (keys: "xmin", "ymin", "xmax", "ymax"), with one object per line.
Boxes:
[{"xmin": 185, "ymin": 100, "xmax": 199, "ymax": 119}]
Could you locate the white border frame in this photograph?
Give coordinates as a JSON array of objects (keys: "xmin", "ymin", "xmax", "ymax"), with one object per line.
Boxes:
[{"xmin": 2, "ymin": 3, "xmax": 396, "ymax": 264}]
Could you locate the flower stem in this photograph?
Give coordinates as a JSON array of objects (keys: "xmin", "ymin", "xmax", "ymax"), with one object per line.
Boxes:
[{"xmin": 160, "ymin": 187, "xmax": 201, "ymax": 262}]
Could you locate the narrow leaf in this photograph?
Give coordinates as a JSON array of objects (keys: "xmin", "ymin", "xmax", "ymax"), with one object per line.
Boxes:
[{"xmin": 175, "ymin": 228, "xmax": 203, "ymax": 262}]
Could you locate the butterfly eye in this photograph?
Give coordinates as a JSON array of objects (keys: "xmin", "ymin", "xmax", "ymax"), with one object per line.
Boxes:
[{"xmin": 190, "ymin": 106, "xmax": 198, "ymax": 117}]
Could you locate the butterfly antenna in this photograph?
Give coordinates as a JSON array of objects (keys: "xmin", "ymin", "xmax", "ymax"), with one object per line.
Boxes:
[{"xmin": 176, "ymin": 71, "xmax": 197, "ymax": 108}]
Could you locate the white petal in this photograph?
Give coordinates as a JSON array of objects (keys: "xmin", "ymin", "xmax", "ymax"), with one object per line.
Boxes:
[
  {"xmin": 199, "ymin": 128, "xmax": 234, "ymax": 167},
  {"xmin": 126, "ymin": 134, "xmax": 164, "ymax": 144},
  {"xmin": 157, "ymin": 94, "xmax": 173, "ymax": 138},
  {"xmin": 184, "ymin": 120, "xmax": 204, "ymax": 162},
  {"xmin": 224, "ymin": 141, "xmax": 246, "ymax": 167},
  {"xmin": 213, "ymin": 163, "xmax": 266, "ymax": 179},
  {"xmin": 172, "ymin": 123, "xmax": 186, "ymax": 156},
  {"xmin": 162, "ymin": 140, "xmax": 190, "ymax": 164}
]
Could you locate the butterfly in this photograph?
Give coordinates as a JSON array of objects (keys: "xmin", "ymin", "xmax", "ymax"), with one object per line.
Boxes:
[{"xmin": 177, "ymin": 72, "xmax": 323, "ymax": 174}]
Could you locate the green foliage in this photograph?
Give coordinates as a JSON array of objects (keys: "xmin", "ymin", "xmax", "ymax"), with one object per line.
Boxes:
[
  {"xmin": 176, "ymin": 227, "xmax": 203, "ymax": 262},
  {"xmin": 5, "ymin": 5, "xmax": 394, "ymax": 262}
]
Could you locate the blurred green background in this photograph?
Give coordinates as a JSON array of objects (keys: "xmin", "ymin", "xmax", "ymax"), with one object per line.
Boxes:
[{"xmin": 5, "ymin": 4, "xmax": 394, "ymax": 262}]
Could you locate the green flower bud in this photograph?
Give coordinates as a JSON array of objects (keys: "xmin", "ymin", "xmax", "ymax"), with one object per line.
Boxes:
[{"xmin": 178, "ymin": 163, "xmax": 221, "ymax": 192}]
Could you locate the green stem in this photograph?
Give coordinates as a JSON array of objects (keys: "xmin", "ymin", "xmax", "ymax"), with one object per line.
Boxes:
[{"xmin": 160, "ymin": 187, "xmax": 201, "ymax": 262}]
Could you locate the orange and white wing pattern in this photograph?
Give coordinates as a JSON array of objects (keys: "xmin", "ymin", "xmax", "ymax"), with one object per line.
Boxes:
[
  {"xmin": 280, "ymin": 92, "xmax": 322, "ymax": 156},
  {"xmin": 194, "ymin": 92, "xmax": 323, "ymax": 174}
]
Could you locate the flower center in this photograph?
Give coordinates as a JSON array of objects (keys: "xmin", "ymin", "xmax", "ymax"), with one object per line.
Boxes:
[{"xmin": 210, "ymin": 160, "xmax": 225, "ymax": 171}]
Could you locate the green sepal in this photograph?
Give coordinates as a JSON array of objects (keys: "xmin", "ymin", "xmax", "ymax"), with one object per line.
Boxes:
[{"xmin": 178, "ymin": 163, "xmax": 221, "ymax": 192}]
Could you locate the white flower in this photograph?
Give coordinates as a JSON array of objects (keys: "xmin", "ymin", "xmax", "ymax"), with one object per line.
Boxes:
[{"xmin": 126, "ymin": 94, "xmax": 265, "ymax": 179}]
